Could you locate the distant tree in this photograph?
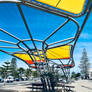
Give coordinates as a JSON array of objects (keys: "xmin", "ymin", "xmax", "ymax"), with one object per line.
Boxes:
[
  {"xmin": 71, "ymin": 72, "xmax": 76, "ymax": 78},
  {"xmin": 76, "ymin": 73, "xmax": 81, "ymax": 78},
  {"xmin": 3, "ymin": 61, "xmax": 10, "ymax": 70},
  {"xmin": 24, "ymin": 68, "xmax": 32, "ymax": 78},
  {"xmin": 32, "ymin": 71, "xmax": 39, "ymax": 78},
  {"xmin": 18, "ymin": 67, "xmax": 25, "ymax": 78},
  {"xmin": 10, "ymin": 58, "xmax": 18, "ymax": 78},
  {"xmin": 10, "ymin": 58, "xmax": 17, "ymax": 70},
  {"xmin": 0, "ymin": 67, "xmax": 7, "ymax": 78},
  {"xmin": 79, "ymin": 48, "xmax": 90, "ymax": 79},
  {"xmin": 0, "ymin": 61, "xmax": 11, "ymax": 78}
]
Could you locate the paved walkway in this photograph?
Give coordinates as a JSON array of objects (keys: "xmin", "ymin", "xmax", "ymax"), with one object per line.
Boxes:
[
  {"xmin": 0, "ymin": 84, "xmax": 32, "ymax": 92},
  {"xmin": 0, "ymin": 81, "xmax": 38, "ymax": 92},
  {"xmin": 0, "ymin": 80, "xmax": 92, "ymax": 92},
  {"xmin": 71, "ymin": 79, "xmax": 92, "ymax": 92}
]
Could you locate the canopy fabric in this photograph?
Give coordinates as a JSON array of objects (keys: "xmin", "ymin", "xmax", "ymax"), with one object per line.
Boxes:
[
  {"xmin": 36, "ymin": 0, "xmax": 86, "ymax": 14},
  {"xmin": 14, "ymin": 45, "xmax": 70, "ymax": 64},
  {"xmin": 47, "ymin": 45, "xmax": 70, "ymax": 59},
  {"xmin": 14, "ymin": 54, "xmax": 45, "ymax": 64}
]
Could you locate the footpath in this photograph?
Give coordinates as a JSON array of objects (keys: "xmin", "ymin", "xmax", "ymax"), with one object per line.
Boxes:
[{"xmin": 71, "ymin": 79, "xmax": 92, "ymax": 92}]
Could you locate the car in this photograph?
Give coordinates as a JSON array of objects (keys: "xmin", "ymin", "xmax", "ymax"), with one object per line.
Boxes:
[
  {"xmin": 15, "ymin": 78, "xmax": 20, "ymax": 81},
  {"xmin": 0, "ymin": 78, "xmax": 4, "ymax": 83},
  {"xmin": 21, "ymin": 77, "xmax": 28, "ymax": 81},
  {"xmin": 5, "ymin": 76, "xmax": 14, "ymax": 83}
]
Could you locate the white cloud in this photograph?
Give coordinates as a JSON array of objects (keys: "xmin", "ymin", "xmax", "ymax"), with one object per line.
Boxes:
[
  {"xmin": 75, "ymin": 42, "xmax": 92, "ymax": 49},
  {"xmin": 80, "ymin": 33, "xmax": 92, "ymax": 39}
]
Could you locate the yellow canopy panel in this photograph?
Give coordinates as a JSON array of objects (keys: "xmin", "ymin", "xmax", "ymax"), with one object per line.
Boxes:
[
  {"xmin": 33, "ymin": 45, "xmax": 70, "ymax": 59},
  {"xmin": 14, "ymin": 54, "xmax": 45, "ymax": 64},
  {"xmin": 14, "ymin": 45, "xmax": 70, "ymax": 64},
  {"xmin": 36, "ymin": 0, "xmax": 86, "ymax": 14},
  {"xmin": 46, "ymin": 45, "xmax": 70, "ymax": 59}
]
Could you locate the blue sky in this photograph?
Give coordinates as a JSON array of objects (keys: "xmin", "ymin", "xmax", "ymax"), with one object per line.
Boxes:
[
  {"xmin": 0, "ymin": 1, "xmax": 92, "ymax": 72},
  {"xmin": 72, "ymin": 12, "xmax": 92, "ymax": 72}
]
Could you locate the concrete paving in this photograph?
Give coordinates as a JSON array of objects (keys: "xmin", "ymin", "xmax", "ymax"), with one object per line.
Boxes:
[
  {"xmin": 0, "ymin": 79, "xmax": 92, "ymax": 92},
  {"xmin": 70, "ymin": 79, "xmax": 92, "ymax": 92},
  {"xmin": 0, "ymin": 81, "xmax": 39, "ymax": 92}
]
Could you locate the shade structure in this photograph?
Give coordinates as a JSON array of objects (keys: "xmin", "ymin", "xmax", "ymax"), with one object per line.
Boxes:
[
  {"xmin": 14, "ymin": 45, "xmax": 70, "ymax": 64},
  {"xmin": 36, "ymin": 0, "xmax": 86, "ymax": 14},
  {"xmin": 0, "ymin": 0, "xmax": 91, "ymax": 67},
  {"xmin": 47, "ymin": 45, "xmax": 70, "ymax": 60},
  {"xmin": 0, "ymin": 1, "xmax": 91, "ymax": 88},
  {"xmin": 14, "ymin": 53, "xmax": 45, "ymax": 64}
]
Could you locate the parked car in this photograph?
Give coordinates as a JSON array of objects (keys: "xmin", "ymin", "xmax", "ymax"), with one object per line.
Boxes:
[
  {"xmin": 15, "ymin": 78, "xmax": 20, "ymax": 81},
  {"xmin": 21, "ymin": 77, "xmax": 28, "ymax": 81},
  {"xmin": 0, "ymin": 78, "xmax": 4, "ymax": 83},
  {"xmin": 5, "ymin": 76, "xmax": 14, "ymax": 83}
]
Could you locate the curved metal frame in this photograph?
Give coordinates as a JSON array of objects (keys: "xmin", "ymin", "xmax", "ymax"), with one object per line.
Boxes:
[
  {"xmin": 0, "ymin": 1, "xmax": 92, "ymax": 91},
  {"xmin": 22, "ymin": 0, "xmax": 91, "ymax": 17},
  {"xmin": 0, "ymin": 0, "xmax": 91, "ymax": 72}
]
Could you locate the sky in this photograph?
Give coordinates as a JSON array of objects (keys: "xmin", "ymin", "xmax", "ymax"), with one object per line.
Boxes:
[{"xmin": 0, "ymin": 1, "xmax": 92, "ymax": 72}]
